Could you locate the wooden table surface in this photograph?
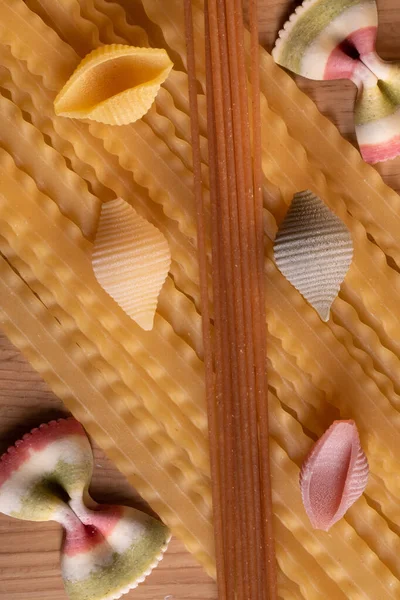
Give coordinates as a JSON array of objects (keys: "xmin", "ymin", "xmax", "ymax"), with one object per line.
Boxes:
[{"xmin": 1, "ymin": 1, "xmax": 400, "ymax": 598}]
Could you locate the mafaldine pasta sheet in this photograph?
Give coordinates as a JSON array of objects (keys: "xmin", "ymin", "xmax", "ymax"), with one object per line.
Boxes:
[{"xmin": 1, "ymin": 0, "xmax": 400, "ymax": 597}]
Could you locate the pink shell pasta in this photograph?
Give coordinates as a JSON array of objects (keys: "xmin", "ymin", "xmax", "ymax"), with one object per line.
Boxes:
[{"xmin": 300, "ymin": 420, "xmax": 369, "ymax": 531}]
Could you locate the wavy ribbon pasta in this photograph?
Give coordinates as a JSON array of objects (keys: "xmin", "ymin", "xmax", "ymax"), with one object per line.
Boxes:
[
  {"xmin": 2, "ymin": 0, "xmax": 400, "ymax": 597},
  {"xmin": 273, "ymin": 0, "xmax": 400, "ymax": 163}
]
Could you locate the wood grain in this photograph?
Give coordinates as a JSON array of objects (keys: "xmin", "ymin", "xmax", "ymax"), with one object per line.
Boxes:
[{"xmin": 1, "ymin": 0, "xmax": 400, "ymax": 598}]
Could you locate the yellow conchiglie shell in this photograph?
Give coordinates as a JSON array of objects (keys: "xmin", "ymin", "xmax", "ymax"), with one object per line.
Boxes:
[
  {"xmin": 54, "ymin": 44, "xmax": 173, "ymax": 125},
  {"xmin": 92, "ymin": 198, "xmax": 171, "ymax": 331}
]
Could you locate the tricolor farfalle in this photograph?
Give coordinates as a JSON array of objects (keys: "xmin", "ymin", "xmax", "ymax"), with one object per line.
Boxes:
[
  {"xmin": 54, "ymin": 44, "xmax": 173, "ymax": 125},
  {"xmin": 92, "ymin": 198, "xmax": 171, "ymax": 331},
  {"xmin": 0, "ymin": 418, "xmax": 170, "ymax": 600},
  {"xmin": 272, "ymin": 0, "xmax": 400, "ymax": 163},
  {"xmin": 300, "ymin": 420, "xmax": 369, "ymax": 531}
]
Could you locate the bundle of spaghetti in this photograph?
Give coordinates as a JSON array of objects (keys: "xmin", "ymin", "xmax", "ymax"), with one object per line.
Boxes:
[{"xmin": 184, "ymin": 0, "xmax": 276, "ymax": 597}]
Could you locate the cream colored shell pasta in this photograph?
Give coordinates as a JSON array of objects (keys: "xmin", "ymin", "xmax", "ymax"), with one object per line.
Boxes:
[
  {"xmin": 92, "ymin": 198, "xmax": 171, "ymax": 331},
  {"xmin": 54, "ymin": 44, "xmax": 173, "ymax": 125},
  {"xmin": 273, "ymin": 190, "xmax": 353, "ymax": 322}
]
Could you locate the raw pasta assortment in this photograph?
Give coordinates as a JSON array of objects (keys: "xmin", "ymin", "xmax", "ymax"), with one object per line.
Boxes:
[{"xmin": 0, "ymin": 0, "xmax": 400, "ymax": 598}]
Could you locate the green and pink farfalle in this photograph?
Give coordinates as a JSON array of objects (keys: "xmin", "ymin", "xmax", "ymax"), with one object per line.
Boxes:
[
  {"xmin": 0, "ymin": 418, "xmax": 170, "ymax": 600},
  {"xmin": 273, "ymin": 0, "xmax": 400, "ymax": 164}
]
